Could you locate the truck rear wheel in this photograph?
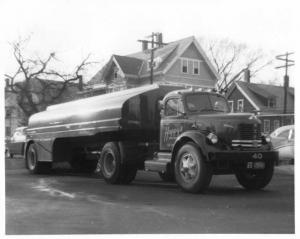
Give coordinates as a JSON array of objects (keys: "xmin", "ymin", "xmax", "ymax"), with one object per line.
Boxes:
[
  {"xmin": 174, "ymin": 142, "xmax": 212, "ymax": 193},
  {"xmin": 235, "ymin": 160, "xmax": 274, "ymax": 190},
  {"xmin": 100, "ymin": 142, "xmax": 137, "ymax": 184},
  {"xmin": 26, "ymin": 143, "xmax": 51, "ymax": 174}
]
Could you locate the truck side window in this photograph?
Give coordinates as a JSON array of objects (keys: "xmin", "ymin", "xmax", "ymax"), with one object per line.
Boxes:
[{"xmin": 165, "ymin": 98, "xmax": 183, "ymax": 117}]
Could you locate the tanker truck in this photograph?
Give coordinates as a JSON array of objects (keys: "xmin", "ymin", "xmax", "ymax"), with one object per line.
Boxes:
[{"xmin": 25, "ymin": 84, "xmax": 278, "ymax": 193}]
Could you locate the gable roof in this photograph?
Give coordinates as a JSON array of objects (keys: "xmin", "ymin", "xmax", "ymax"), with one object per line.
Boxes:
[
  {"xmin": 113, "ymin": 55, "xmax": 144, "ymax": 75},
  {"xmin": 89, "ymin": 36, "xmax": 220, "ymax": 85},
  {"xmin": 227, "ymin": 81, "xmax": 294, "ymax": 113}
]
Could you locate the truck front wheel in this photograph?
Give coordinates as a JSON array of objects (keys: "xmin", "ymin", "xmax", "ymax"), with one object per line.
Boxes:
[
  {"xmin": 174, "ymin": 142, "xmax": 212, "ymax": 193},
  {"xmin": 235, "ymin": 161, "xmax": 274, "ymax": 190},
  {"xmin": 100, "ymin": 142, "xmax": 137, "ymax": 184}
]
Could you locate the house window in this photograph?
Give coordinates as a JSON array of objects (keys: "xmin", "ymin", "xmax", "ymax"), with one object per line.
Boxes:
[
  {"xmin": 228, "ymin": 100, "xmax": 234, "ymax": 113},
  {"xmin": 268, "ymin": 98, "xmax": 276, "ymax": 108},
  {"xmin": 237, "ymin": 99, "xmax": 244, "ymax": 112},
  {"xmin": 193, "ymin": 60, "xmax": 200, "ymax": 75},
  {"xmin": 181, "ymin": 59, "xmax": 188, "ymax": 74},
  {"xmin": 113, "ymin": 68, "xmax": 118, "ymax": 79},
  {"xmin": 263, "ymin": 120, "xmax": 270, "ymax": 134},
  {"xmin": 274, "ymin": 120, "xmax": 280, "ymax": 130}
]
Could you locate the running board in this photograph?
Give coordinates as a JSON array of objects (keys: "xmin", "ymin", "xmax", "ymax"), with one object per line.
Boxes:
[{"xmin": 144, "ymin": 152, "xmax": 171, "ymax": 172}]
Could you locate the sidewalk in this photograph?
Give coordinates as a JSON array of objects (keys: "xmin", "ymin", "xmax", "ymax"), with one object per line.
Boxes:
[{"xmin": 275, "ymin": 165, "xmax": 294, "ymax": 175}]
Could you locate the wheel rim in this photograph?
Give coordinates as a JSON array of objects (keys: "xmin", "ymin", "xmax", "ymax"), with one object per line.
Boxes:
[
  {"xmin": 179, "ymin": 153, "xmax": 199, "ymax": 183},
  {"xmin": 27, "ymin": 147, "xmax": 37, "ymax": 170},
  {"xmin": 103, "ymin": 152, "xmax": 116, "ymax": 177}
]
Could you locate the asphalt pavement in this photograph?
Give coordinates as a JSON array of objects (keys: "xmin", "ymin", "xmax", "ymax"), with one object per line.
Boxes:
[{"xmin": 5, "ymin": 157, "xmax": 294, "ymax": 234}]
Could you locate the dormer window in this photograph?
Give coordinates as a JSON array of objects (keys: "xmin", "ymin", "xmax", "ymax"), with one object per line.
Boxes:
[
  {"xmin": 193, "ymin": 60, "xmax": 200, "ymax": 75},
  {"xmin": 237, "ymin": 99, "xmax": 244, "ymax": 112},
  {"xmin": 113, "ymin": 67, "xmax": 118, "ymax": 79},
  {"xmin": 268, "ymin": 98, "xmax": 276, "ymax": 108},
  {"xmin": 181, "ymin": 59, "xmax": 188, "ymax": 73}
]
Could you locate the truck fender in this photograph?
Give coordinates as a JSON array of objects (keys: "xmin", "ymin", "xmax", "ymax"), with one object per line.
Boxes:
[
  {"xmin": 171, "ymin": 131, "xmax": 208, "ymax": 163},
  {"xmin": 25, "ymin": 139, "xmax": 54, "ymax": 162}
]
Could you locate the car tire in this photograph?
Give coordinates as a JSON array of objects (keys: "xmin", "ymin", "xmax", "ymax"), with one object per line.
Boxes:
[
  {"xmin": 235, "ymin": 160, "xmax": 274, "ymax": 190},
  {"xmin": 174, "ymin": 142, "xmax": 212, "ymax": 193},
  {"xmin": 26, "ymin": 143, "xmax": 52, "ymax": 174}
]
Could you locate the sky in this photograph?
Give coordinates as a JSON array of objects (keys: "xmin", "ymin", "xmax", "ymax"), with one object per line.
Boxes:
[{"xmin": 0, "ymin": 0, "xmax": 297, "ymax": 85}]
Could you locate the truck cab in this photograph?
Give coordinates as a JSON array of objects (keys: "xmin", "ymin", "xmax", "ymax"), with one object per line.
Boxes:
[{"xmin": 145, "ymin": 89, "xmax": 277, "ymax": 192}]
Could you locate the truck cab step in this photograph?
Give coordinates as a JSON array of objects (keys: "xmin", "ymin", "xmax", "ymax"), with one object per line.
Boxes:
[{"xmin": 144, "ymin": 152, "xmax": 171, "ymax": 172}]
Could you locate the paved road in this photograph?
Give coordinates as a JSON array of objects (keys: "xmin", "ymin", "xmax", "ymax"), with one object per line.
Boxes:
[{"xmin": 6, "ymin": 157, "xmax": 294, "ymax": 234}]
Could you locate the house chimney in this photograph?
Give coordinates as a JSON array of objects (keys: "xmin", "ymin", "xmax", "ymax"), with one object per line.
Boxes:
[
  {"xmin": 156, "ymin": 33, "xmax": 163, "ymax": 47},
  {"xmin": 142, "ymin": 40, "xmax": 148, "ymax": 51},
  {"xmin": 78, "ymin": 75, "xmax": 83, "ymax": 91},
  {"xmin": 244, "ymin": 69, "xmax": 250, "ymax": 83}
]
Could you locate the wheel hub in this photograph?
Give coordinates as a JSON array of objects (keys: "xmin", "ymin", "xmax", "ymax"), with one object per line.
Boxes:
[
  {"xmin": 180, "ymin": 153, "xmax": 198, "ymax": 182},
  {"xmin": 103, "ymin": 153, "xmax": 116, "ymax": 176}
]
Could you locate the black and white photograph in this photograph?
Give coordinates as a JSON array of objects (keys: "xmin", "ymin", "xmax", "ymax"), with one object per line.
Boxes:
[{"xmin": 1, "ymin": 0, "xmax": 297, "ymax": 236}]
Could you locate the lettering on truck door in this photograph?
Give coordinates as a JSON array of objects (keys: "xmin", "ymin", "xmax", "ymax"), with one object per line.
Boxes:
[{"xmin": 160, "ymin": 97, "xmax": 185, "ymax": 150}]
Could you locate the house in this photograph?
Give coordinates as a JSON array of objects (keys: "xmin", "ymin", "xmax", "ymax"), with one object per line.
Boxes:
[
  {"xmin": 226, "ymin": 80, "xmax": 294, "ymax": 134},
  {"xmin": 5, "ymin": 92, "xmax": 26, "ymax": 138},
  {"xmin": 88, "ymin": 35, "xmax": 220, "ymax": 91}
]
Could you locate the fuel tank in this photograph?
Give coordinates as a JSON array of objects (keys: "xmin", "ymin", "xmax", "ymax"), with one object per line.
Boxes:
[{"xmin": 26, "ymin": 84, "xmax": 178, "ymax": 139}]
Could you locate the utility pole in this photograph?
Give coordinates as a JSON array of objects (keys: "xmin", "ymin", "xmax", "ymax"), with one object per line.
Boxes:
[
  {"xmin": 138, "ymin": 33, "xmax": 167, "ymax": 84},
  {"xmin": 150, "ymin": 32, "xmax": 155, "ymax": 84},
  {"xmin": 275, "ymin": 52, "xmax": 294, "ymax": 114}
]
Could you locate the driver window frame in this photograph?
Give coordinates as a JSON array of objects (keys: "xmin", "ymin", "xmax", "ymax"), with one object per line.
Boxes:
[{"xmin": 164, "ymin": 97, "xmax": 184, "ymax": 117}]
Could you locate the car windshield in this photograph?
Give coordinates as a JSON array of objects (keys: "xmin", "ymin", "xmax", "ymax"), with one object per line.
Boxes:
[{"xmin": 185, "ymin": 93, "xmax": 229, "ymax": 113}]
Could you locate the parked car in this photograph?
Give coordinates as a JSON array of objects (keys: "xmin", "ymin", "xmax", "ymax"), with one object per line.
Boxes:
[
  {"xmin": 269, "ymin": 125, "xmax": 294, "ymax": 163},
  {"xmin": 6, "ymin": 126, "xmax": 27, "ymax": 158}
]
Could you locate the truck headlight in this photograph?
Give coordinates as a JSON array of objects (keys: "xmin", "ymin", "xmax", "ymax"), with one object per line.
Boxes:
[
  {"xmin": 207, "ymin": 133, "xmax": 218, "ymax": 144},
  {"xmin": 261, "ymin": 135, "xmax": 271, "ymax": 144}
]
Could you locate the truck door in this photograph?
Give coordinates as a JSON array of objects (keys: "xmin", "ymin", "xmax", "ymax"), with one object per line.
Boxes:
[{"xmin": 160, "ymin": 97, "xmax": 185, "ymax": 151}]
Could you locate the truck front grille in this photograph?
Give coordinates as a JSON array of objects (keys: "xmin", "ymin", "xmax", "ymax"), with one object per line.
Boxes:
[
  {"xmin": 231, "ymin": 123, "xmax": 262, "ymax": 148},
  {"xmin": 239, "ymin": 123, "xmax": 261, "ymax": 140}
]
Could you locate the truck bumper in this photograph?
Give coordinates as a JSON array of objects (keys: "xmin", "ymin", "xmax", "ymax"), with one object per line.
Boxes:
[{"xmin": 208, "ymin": 150, "xmax": 278, "ymax": 172}]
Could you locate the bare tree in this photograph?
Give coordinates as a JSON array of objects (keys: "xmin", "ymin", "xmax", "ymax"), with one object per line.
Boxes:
[
  {"xmin": 199, "ymin": 38, "xmax": 273, "ymax": 92},
  {"xmin": 5, "ymin": 37, "xmax": 98, "ymax": 122}
]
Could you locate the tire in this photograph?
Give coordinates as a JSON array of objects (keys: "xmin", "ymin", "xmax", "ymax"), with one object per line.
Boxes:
[
  {"xmin": 100, "ymin": 142, "xmax": 137, "ymax": 184},
  {"xmin": 26, "ymin": 143, "xmax": 51, "ymax": 174},
  {"xmin": 174, "ymin": 142, "xmax": 212, "ymax": 193},
  {"xmin": 158, "ymin": 171, "xmax": 175, "ymax": 182},
  {"xmin": 235, "ymin": 160, "xmax": 274, "ymax": 190}
]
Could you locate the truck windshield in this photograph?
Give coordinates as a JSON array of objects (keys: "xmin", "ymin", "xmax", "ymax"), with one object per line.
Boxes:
[{"xmin": 185, "ymin": 93, "xmax": 229, "ymax": 113}]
